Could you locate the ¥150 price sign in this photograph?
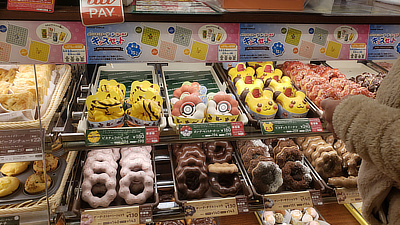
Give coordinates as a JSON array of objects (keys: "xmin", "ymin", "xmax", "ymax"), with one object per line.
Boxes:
[
  {"xmin": 81, "ymin": 205, "xmax": 152, "ymax": 224},
  {"xmin": 179, "ymin": 122, "xmax": 244, "ymax": 139}
]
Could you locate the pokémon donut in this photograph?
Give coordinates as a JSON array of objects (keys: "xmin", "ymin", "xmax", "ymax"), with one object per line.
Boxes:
[{"xmin": 273, "ymin": 90, "xmax": 309, "ymax": 119}]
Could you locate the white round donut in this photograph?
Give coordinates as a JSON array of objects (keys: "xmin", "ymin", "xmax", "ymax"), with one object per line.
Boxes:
[
  {"xmin": 118, "ymin": 171, "xmax": 154, "ymax": 205},
  {"xmin": 81, "ymin": 173, "xmax": 117, "ymax": 208}
]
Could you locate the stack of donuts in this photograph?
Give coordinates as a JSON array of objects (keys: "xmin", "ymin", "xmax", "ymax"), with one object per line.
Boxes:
[
  {"xmin": 271, "ymin": 139, "xmax": 312, "ymax": 191},
  {"xmin": 119, "ymin": 146, "xmax": 154, "ymax": 205},
  {"xmin": 81, "ymin": 149, "xmax": 119, "ymax": 208},
  {"xmin": 350, "ymin": 72, "xmax": 386, "ymax": 94},
  {"xmin": 236, "ymin": 139, "xmax": 282, "ymax": 194},
  {"xmin": 279, "ymin": 61, "xmax": 375, "ymax": 108},
  {"xmin": 296, "ymin": 136, "xmax": 361, "ymax": 188},
  {"xmin": 205, "ymin": 141, "xmax": 241, "ymax": 197},
  {"xmin": 173, "ymin": 143, "xmax": 209, "ymax": 199}
]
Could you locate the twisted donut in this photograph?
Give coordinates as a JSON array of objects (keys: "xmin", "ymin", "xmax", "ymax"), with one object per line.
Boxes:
[
  {"xmin": 119, "ymin": 171, "xmax": 154, "ymax": 204},
  {"xmin": 275, "ymin": 146, "xmax": 303, "ymax": 168},
  {"xmin": 328, "ymin": 176, "xmax": 358, "ymax": 188},
  {"xmin": 252, "ymin": 161, "xmax": 283, "ymax": 194},
  {"xmin": 209, "ymin": 173, "xmax": 242, "ymax": 197},
  {"xmin": 313, "ymin": 151, "xmax": 343, "ymax": 180},
  {"xmin": 81, "ymin": 173, "xmax": 117, "ymax": 208},
  {"xmin": 325, "ymin": 135, "xmax": 335, "ymax": 145},
  {"xmin": 205, "ymin": 141, "xmax": 233, "ymax": 163},
  {"xmin": 176, "ymin": 166, "xmax": 209, "ymax": 199},
  {"xmin": 282, "ymin": 161, "xmax": 312, "ymax": 191},
  {"xmin": 208, "ymin": 163, "xmax": 238, "ymax": 174}
]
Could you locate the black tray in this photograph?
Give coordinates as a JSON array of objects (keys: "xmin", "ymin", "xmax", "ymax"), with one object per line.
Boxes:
[{"xmin": 0, "ymin": 155, "xmax": 67, "ymax": 205}]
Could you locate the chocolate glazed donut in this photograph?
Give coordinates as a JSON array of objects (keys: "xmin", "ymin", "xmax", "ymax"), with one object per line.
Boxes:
[
  {"xmin": 176, "ymin": 166, "xmax": 209, "ymax": 199},
  {"xmin": 209, "ymin": 173, "xmax": 242, "ymax": 197},
  {"xmin": 205, "ymin": 141, "xmax": 233, "ymax": 163},
  {"xmin": 176, "ymin": 145, "xmax": 206, "ymax": 162},
  {"xmin": 175, "ymin": 155, "xmax": 207, "ymax": 176}
]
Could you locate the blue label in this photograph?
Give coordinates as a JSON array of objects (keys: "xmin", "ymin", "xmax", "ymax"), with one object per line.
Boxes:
[
  {"xmin": 168, "ymin": 27, "xmax": 175, "ymax": 34},
  {"xmin": 272, "ymin": 42, "xmax": 285, "ymax": 56},
  {"xmin": 0, "ymin": 25, "xmax": 6, "ymax": 33}
]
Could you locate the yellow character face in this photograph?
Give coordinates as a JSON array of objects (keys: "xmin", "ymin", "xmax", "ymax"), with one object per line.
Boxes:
[{"xmin": 263, "ymin": 122, "xmax": 274, "ymax": 132}]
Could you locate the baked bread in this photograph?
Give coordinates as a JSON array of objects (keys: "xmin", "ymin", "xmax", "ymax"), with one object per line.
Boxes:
[
  {"xmin": 33, "ymin": 154, "xmax": 59, "ymax": 173},
  {"xmin": 0, "ymin": 176, "xmax": 20, "ymax": 197},
  {"xmin": 0, "ymin": 91, "xmax": 34, "ymax": 111},
  {"xmin": 24, "ymin": 173, "xmax": 52, "ymax": 194},
  {"xmin": 1, "ymin": 161, "xmax": 31, "ymax": 176}
]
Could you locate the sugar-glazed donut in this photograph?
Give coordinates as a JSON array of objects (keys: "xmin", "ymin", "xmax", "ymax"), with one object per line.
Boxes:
[
  {"xmin": 275, "ymin": 146, "xmax": 303, "ymax": 168},
  {"xmin": 301, "ymin": 136, "xmax": 323, "ymax": 151},
  {"xmin": 205, "ymin": 141, "xmax": 233, "ymax": 163},
  {"xmin": 342, "ymin": 152, "xmax": 362, "ymax": 176},
  {"xmin": 81, "ymin": 173, "xmax": 117, "ymax": 208},
  {"xmin": 313, "ymin": 151, "xmax": 343, "ymax": 180},
  {"xmin": 328, "ymin": 176, "xmax": 357, "ymax": 188},
  {"xmin": 119, "ymin": 171, "xmax": 154, "ymax": 204},
  {"xmin": 176, "ymin": 166, "xmax": 209, "ymax": 199},
  {"xmin": 209, "ymin": 173, "xmax": 242, "ymax": 197},
  {"xmin": 282, "ymin": 161, "xmax": 312, "ymax": 191},
  {"xmin": 83, "ymin": 161, "xmax": 117, "ymax": 178},
  {"xmin": 305, "ymin": 139, "xmax": 327, "ymax": 161},
  {"xmin": 251, "ymin": 161, "xmax": 283, "ymax": 194},
  {"xmin": 120, "ymin": 158, "xmax": 154, "ymax": 179},
  {"xmin": 311, "ymin": 144, "xmax": 334, "ymax": 162}
]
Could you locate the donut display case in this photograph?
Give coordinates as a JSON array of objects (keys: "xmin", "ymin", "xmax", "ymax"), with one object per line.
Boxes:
[
  {"xmin": 74, "ymin": 146, "xmax": 159, "ymax": 212},
  {"xmin": 214, "ymin": 63, "xmax": 322, "ymax": 127},
  {"xmin": 78, "ymin": 63, "xmax": 167, "ymax": 132},
  {"xmin": 169, "ymin": 141, "xmax": 253, "ymax": 205},
  {"xmin": 234, "ymin": 138, "xmax": 326, "ymax": 200},
  {"xmin": 159, "ymin": 63, "xmax": 248, "ymax": 130}
]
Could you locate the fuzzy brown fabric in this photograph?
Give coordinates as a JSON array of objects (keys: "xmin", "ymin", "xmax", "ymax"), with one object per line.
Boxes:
[{"xmin": 332, "ymin": 58, "xmax": 400, "ymax": 225}]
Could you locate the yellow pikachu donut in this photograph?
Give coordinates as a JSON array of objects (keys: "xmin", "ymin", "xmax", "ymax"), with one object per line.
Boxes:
[
  {"xmin": 255, "ymin": 63, "xmax": 283, "ymax": 82},
  {"xmin": 233, "ymin": 74, "xmax": 264, "ymax": 96},
  {"xmin": 227, "ymin": 63, "xmax": 255, "ymax": 82},
  {"xmin": 273, "ymin": 90, "xmax": 310, "ymax": 119},
  {"xmin": 242, "ymin": 87, "xmax": 278, "ymax": 120},
  {"xmin": 264, "ymin": 76, "xmax": 295, "ymax": 97}
]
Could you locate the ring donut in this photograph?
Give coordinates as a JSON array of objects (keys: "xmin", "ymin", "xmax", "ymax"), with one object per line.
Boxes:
[
  {"xmin": 176, "ymin": 146, "xmax": 206, "ymax": 163},
  {"xmin": 246, "ymin": 156, "xmax": 274, "ymax": 178},
  {"xmin": 282, "ymin": 161, "xmax": 312, "ymax": 191},
  {"xmin": 176, "ymin": 166, "xmax": 209, "ymax": 199},
  {"xmin": 85, "ymin": 153, "xmax": 118, "ymax": 169},
  {"xmin": 81, "ymin": 214, "xmax": 94, "ymax": 225},
  {"xmin": 275, "ymin": 146, "xmax": 303, "ymax": 168},
  {"xmin": 120, "ymin": 158, "xmax": 154, "ymax": 179},
  {"xmin": 209, "ymin": 173, "xmax": 242, "ymax": 197},
  {"xmin": 313, "ymin": 151, "xmax": 343, "ymax": 180},
  {"xmin": 310, "ymin": 144, "xmax": 334, "ymax": 162},
  {"xmin": 242, "ymin": 146, "xmax": 269, "ymax": 168},
  {"xmin": 251, "ymin": 161, "xmax": 283, "ymax": 194},
  {"xmin": 81, "ymin": 173, "xmax": 117, "ymax": 208},
  {"xmin": 172, "ymin": 83, "xmax": 200, "ymax": 99},
  {"xmin": 272, "ymin": 139, "xmax": 297, "ymax": 158},
  {"xmin": 173, "ymin": 143, "xmax": 203, "ymax": 158},
  {"xmin": 305, "ymin": 139, "xmax": 327, "ymax": 161},
  {"xmin": 83, "ymin": 161, "xmax": 117, "ymax": 178},
  {"xmin": 87, "ymin": 148, "xmax": 120, "ymax": 161},
  {"xmin": 119, "ymin": 171, "xmax": 154, "ymax": 204},
  {"xmin": 175, "ymin": 155, "xmax": 207, "ymax": 176},
  {"xmin": 205, "ymin": 141, "xmax": 233, "ymax": 163}
]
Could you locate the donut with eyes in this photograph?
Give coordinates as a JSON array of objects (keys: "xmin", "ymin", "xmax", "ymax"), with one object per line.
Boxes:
[
  {"xmin": 273, "ymin": 90, "xmax": 309, "ymax": 119},
  {"xmin": 227, "ymin": 63, "xmax": 255, "ymax": 82},
  {"xmin": 264, "ymin": 76, "xmax": 294, "ymax": 97},
  {"xmin": 255, "ymin": 63, "xmax": 283, "ymax": 82},
  {"xmin": 241, "ymin": 87, "xmax": 278, "ymax": 120}
]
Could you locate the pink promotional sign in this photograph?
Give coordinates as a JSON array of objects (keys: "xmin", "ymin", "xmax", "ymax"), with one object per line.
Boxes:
[
  {"xmin": 7, "ymin": 0, "xmax": 55, "ymax": 13},
  {"xmin": 0, "ymin": 21, "xmax": 87, "ymax": 64}
]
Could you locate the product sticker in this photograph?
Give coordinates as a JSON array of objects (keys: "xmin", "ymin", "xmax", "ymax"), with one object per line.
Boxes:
[
  {"xmin": 183, "ymin": 197, "xmax": 247, "ymax": 219},
  {"xmin": 179, "ymin": 122, "xmax": 244, "ymax": 139},
  {"xmin": 335, "ymin": 188, "xmax": 362, "ymax": 204},
  {"xmin": 263, "ymin": 191, "xmax": 318, "ymax": 211},
  {"xmin": 81, "ymin": 205, "xmax": 152, "ymax": 225}
]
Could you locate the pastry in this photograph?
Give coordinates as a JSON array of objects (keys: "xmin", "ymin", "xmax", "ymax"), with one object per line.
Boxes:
[
  {"xmin": 0, "ymin": 176, "xmax": 20, "ymax": 197},
  {"xmin": 1, "ymin": 161, "xmax": 30, "ymax": 176},
  {"xmin": 33, "ymin": 153, "xmax": 59, "ymax": 173},
  {"xmin": 24, "ymin": 173, "xmax": 52, "ymax": 194}
]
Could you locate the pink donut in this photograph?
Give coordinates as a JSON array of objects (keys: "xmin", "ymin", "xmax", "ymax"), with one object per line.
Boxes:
[
  {"xmin": 119, "ymin": 155, "xmax": 152, "ymax": 168},
  {"xmin": 87, "ymin": 148, "xmax": 120, "ymax": 161},
  {"xmin": 80, "ymin": 214, "xmax": 93, "ymax": 225},
  {"xmin": 85, "ymin": 153, "xmax": 118, "ymax": 169},
  {"xmin": 120, "ymin": 158, "xmax": 154, "ymax": 179},
  {"xmin": 121, "ymin": 147, "xmax": 151, "ymax": 158},
  {"xmin": 83, "ymin": 161, "xmax": 117, "ymax": 178},
  {"xmin": 118, "ymin": 171, "xmax": 154, "ymax": 204},
  {"xmin": 81, "ymin": 173, "xmax": 117, "ymax": 208}
]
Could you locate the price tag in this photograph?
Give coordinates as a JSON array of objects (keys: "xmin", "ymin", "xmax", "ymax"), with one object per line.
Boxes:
[
  {"xmin": 260, "ymin": 118, "xmax": 323, "ymax": 135},
  {"xmin": 0, "ymin": 216, "xmax": 19, "ymax": 225},
  {"xmin": 7, "ymin": 0, "xmax": 55, "ymax": 13},
  {"xmin": 85, "ymin": 127, "xmax": 159, "ymax": 146},
  {"xmin": 183, "ymin": 196, "xmax": 248, "ymax": 219},
  {"xmin": 263, "ymin": 191, "xmax": 319, "ymax": 210},
  {"xmin": 179, "ymin": 122, "xmax": 245, "ymax": 139},
  {"xmin": 0, "ymin": 129, "xmax": 43, "ymax": 163},
  {"xmin": 335, "ymin": 188, "xmax": 362, "ymax": 204},
  {"xmin": 81, "ymin": 205, "xmax": 152, "ymax": 224}
]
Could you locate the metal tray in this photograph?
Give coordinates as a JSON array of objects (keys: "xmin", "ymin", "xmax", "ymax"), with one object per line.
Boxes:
[
  {"xmin": 233, "ymin": 142, "xmax": 325, "ymax": 200},
  {"xmin": 169, "ymin": 143, "xmax": 253, "ymax": 205},
  {"xmin": 159, "ymin": 63, "xmax": 248, "ymax": 131},
  {"xmin": 0, "ymin": 155, "xmax": 67, "ymax": 205},
  {"xmin": 74, "ymin": 147, "xmax": 160, "ymax": 212},
  {"xmin": 214, "ymin": 63, "xmax": 322, "ymax": 127}
]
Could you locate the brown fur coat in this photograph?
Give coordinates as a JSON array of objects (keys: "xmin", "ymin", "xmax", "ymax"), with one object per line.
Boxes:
[{"xmin": 333, "ymin": 58, "xmax": 400, "ymax": 224}]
